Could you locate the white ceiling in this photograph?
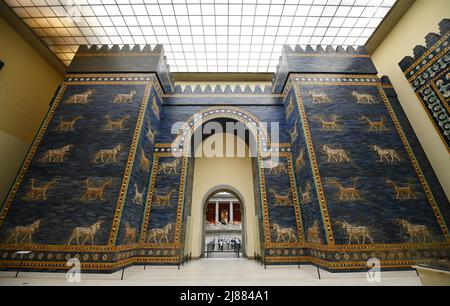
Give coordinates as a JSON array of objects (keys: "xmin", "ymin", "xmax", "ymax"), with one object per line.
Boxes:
[{"xmin": 5, "ymin": 0, "xmax": 398, "ymax": 72}]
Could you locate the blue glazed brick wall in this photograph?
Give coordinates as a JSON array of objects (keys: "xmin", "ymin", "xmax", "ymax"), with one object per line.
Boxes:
[
  {"xmin": 297, "ymin": 82, "xmax": 447, "ymax": 245},
  {"xmin": 283, "ymin": 84, "xmax": 327, "ymax": 246},
  {"xmin": 116, "ymin": 85, "xmax": 162, "ymax": 246},
  {"xmin": 0, "ymin": 82, "xmax": 149, "ymax": 246},
  {"xmin": 0, "ymin": 43, "xmax": 448, "ymax": 273}
]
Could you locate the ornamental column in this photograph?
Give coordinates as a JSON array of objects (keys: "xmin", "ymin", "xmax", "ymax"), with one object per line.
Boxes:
[
  {"xmin": 229, "ymin": 201, "xmax": 234, "ymax": 224},
  {"xmin": 215, "ymin": 201, "xmax": 219, "ymax": 224}
]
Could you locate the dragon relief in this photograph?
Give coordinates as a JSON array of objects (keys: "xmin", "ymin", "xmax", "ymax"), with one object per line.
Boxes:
[
  {"xmin": 313, "ymin": 115, "xmax": 341, "ymax": 131},
  {"xmin": 104, "ymin": 115, "xmax": 130, "ymax": 131},
  {"xmin": 328, "ymin": 178, "xmax": 362, "ymax": 201},
  {"xmin": 24, "ymin": 179, "xmax": 57, "ymax": 201}
]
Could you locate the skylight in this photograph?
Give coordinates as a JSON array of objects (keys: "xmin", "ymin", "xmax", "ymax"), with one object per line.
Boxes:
[{"xmin": 5, "ymin": 0, "xmax": 397, "ymax": 72}]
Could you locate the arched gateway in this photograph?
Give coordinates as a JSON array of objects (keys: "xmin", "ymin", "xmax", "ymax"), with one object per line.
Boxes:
[{"xmin": 147, "ymin": 106, "xmax": 283, "ymax": 261}]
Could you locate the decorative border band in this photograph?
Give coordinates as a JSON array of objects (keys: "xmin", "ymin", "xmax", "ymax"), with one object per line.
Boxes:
[
  {"xmin": 293, "ymin": 83, "xmax": 334, "ymax": 245},
  {"xmin": 108, "ymin": 83, "xmax": 152, "ymax": 245}
]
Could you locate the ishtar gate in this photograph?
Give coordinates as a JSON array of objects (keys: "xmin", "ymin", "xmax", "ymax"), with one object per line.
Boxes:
[{"xmin": 0, "ymin": 12, "xmax": 449, "ymax": 280}]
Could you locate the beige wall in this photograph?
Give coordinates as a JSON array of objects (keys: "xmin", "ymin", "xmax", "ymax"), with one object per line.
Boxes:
[
  {"xmin": 0, "ymin": 17, "xmax": 63, "ymax": 203},
  {"xmin": 0, "ymin": 131, "xmax": 28, "ymax": 204},
  {"xmin": 186, "ymin": 133, "xmax": 260, "ymax": 258},
  {"xmin": 371, "ymin": 0, "xmax": 450, "ymax": 199}
]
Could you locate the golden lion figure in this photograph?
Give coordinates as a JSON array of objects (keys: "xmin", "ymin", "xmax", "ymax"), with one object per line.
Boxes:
[
  {"xmin": 40, "ymin": 145, "xmax": 74, "ymax": 163},
  {"xmin": 114, "ymin": 91, "xmax": 136, "ymax": 104},
  {"xmin": 68, "ymin": 220, "xmax": 103, "ymax": 245},
  {"xmin": 6, "ymin": 219, "xmax": 41, "ymax": 244},
  {"xmin": 65, "ymin": 89, "xmax": 95, "ymax": 104}
]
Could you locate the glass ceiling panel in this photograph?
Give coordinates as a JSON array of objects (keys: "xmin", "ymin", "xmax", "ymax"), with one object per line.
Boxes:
[{"xmin": 5, "ymin": 0, "xmax": 398, "ymax": 72}]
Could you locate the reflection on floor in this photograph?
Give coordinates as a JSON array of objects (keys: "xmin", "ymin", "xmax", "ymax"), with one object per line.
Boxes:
[
  {"xmin": 0, "ymin": 259, "xmax": 421, "ymax": 286},
  {"xmin": 205, "ymin": 252, "xmax": 243, "ymax": 258}
]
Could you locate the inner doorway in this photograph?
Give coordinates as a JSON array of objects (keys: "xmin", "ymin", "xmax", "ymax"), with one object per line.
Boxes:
[
  {"xmin": 183, "ymin": 132, "xmax": 261, "ymax": 260},
  {"xmin": 204, "ymin": 191, "xmax": 243, "ymax": 258}
]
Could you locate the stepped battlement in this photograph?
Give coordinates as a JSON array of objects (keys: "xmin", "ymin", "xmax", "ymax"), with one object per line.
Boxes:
[
  {"xmin": 399, "ymin": 19, "xmax": 450, "ymax": 72},
  {"xmin": 282, "ymin": 44, "xmax": 369, "ymax": 56},
  {"xmin": 68, "ymin": 44, "xmax": 174, "ymax": 93}
]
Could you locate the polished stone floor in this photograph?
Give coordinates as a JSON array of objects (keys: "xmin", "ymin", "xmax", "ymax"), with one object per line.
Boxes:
[{"xmin": 0, "ymin": 258, "xmax": 421, "ymax": 286}]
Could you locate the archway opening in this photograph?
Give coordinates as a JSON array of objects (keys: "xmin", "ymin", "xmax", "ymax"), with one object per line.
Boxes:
[
  {"xmin": 204, "ymin": 190, "xmax": 243, "ymax": 258},
  {"xmin": 183, "ymin": 129, "xmax": 262, "ymax": 260}
]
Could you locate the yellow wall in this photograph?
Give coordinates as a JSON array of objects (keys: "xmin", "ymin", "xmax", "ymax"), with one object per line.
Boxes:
[
  {"xmin": 0, "ymin": 17, "xmax": 63, "ymax": 203},
  {"xmin": 371, "ymin": 0, "xmax": 450, "ymax": 199},
  {"xmin": 186, "ymin": 133, "xmax": 260, "ymax": 258}
]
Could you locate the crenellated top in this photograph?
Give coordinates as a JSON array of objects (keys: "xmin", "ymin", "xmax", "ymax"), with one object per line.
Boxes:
[
  {"xmin": 172, "ymin": 84, "xmax": 273, "ymax": 95},
  {"xmin": 272, "ymin": 44, "xmax": 377, "ymax": 94},
  {"xmin": 68, "ymin": 44, "xmax": 174, "ymax": 93},
  {"xmin": 399, "ymin": 19, "xmax": 450, "ymax": 74},
  {"xmin": 282, "ymin": 44, "xmax": 369, "ymax": 56},
  {"xmin": 76, "ymin": 44, "xmax": 163, "ymax": 54}
]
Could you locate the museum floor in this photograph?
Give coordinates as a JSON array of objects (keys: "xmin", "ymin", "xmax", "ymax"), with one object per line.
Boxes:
[{"xmin": 0, "ymin": 259, "xmax": 420, "ymax": 286}]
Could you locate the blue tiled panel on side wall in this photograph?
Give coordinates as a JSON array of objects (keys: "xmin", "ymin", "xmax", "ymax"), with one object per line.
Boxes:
[
  {"xmin": 283, "ymin": 84, "xmax": 326, "ymax": 246},
  {"xmin": 117, "ymin": 85, "xmax": 162, "ymax": 246},
  {"xmin": 399, "ymin": 19, "xmax": 450, "ymax": 151}
]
